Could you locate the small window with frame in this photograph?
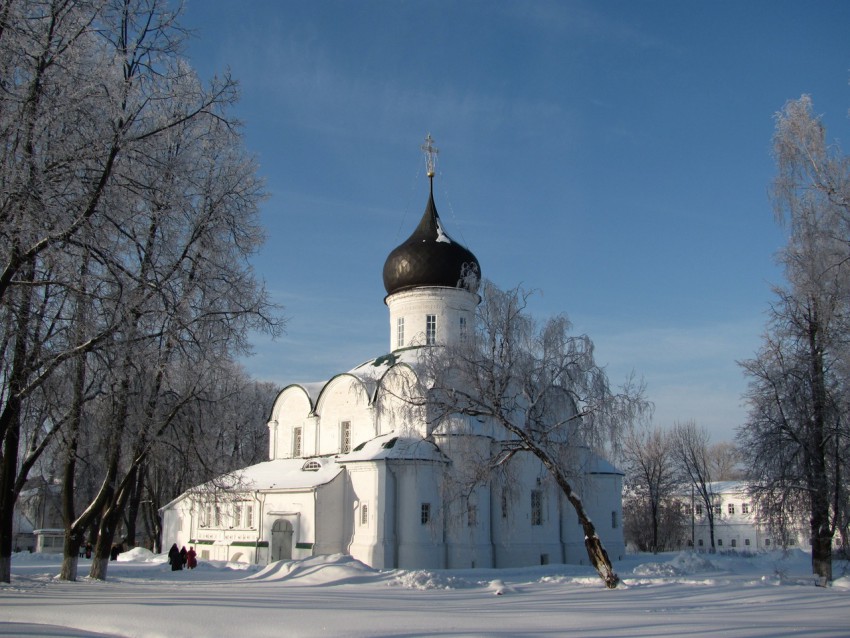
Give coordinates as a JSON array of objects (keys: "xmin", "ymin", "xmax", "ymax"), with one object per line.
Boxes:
[{"xmin": 341, "ymin": 421, "xmax": 351, "ymax": 454}]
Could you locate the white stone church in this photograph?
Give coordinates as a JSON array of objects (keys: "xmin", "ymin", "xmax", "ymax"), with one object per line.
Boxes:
[{"xmin": 161, "ymin": 141, "xmax": 625, "ymax": 569}]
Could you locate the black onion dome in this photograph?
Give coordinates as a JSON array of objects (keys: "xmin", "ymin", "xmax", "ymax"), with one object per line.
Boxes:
[{"xmin": 383, "ymin": 189, "xmax": 481, "ymax": 296}]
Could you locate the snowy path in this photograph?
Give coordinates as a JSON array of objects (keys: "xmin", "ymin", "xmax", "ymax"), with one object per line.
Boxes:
[{"xmin": 0, "ymin": 550, "xmax": 847, "ymax": 637}]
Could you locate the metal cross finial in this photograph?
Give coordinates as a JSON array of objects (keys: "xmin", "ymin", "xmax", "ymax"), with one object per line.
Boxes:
[{"xmin": 421, "ymin": 133, "xmax": 439, "ymax": 179}]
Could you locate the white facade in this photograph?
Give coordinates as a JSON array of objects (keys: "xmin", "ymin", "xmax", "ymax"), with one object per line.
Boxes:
[
  {"xmin": 682, "ymin": 481, "xmax": 810, "ymax": 552},
  {"xmin": 161, "ymin": 177, "xmax": 625, "ymax": 569}
]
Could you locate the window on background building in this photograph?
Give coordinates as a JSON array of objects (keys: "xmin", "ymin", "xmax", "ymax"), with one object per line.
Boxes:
[
  {"xmin": 789, "ymin": 538, "xmax": 796, "ymax": 546},
  {"xmin": 214, "ymin": 506, "xmax": 222, "ymax": 528},
  {"xmin": 467, "ymin": 503, "xmax": 477, "ymax": 527},
  {"xmin": 695, "ymin": 504, "xmax": 703, "ymax": 516},
  {"xmin": 360, "ymin": 503, "xmax": 369, "ymax": 526},
  {"xmin": 742, "ymin": 503, "xmax": 750, "ymax": 514},
  {"xmin": 714, "ymin": 505, "xmax": 722, "ymax": 516},
  {"xmin": 293, "ymin": 427, "xmax": 302, "ymax": 457},
  {"xmin": 745, "ymin": 538, "xmax": 750, "ymax": 546},
  {"xmin": 245, "ymin": 504, "xmax": 254, "ymax": 528},
  {"xmin": 421, "ymin": 503, "xmax": 431, "ymax": 525},
  {"xmin": 765, "ymin": 538, "xmax": 771, "ymax": 546},
  {"xmin": 459, "ymin": 316, "xmax": 467, "ymax": 342},
  {"xmin": 233, "ymin": 502, "xmax": 242, "ymax": 528},
  {"xmin": 341, "ymin": 421, "xmax": 351, "ymax": 454},
  {"xmin": 501, "ymin": 493, "xmax": 508, "ymax": 519},
  {"xmin": 612, "ymin": 511, "xmax": 619, "ymax": 529},
  {"xmin": 728, "ymin": 503, "xmax": 735, "ymax": 515},
  {"xmin": 698, "ymin": 539, "xmax": 704, "ymax": 547},
  {"xmin": 718, "ymin": 539, "xmax": 723, "ymax": 547},
  {"xmin": 426, "ymin": 314, "xmax": 437, "ymax": 345},
  {"xmin": 731, "ymin": 539, "xmax": 737, "ymax": 547},
  {"xmin": 531, "ymin": 490, "xmax": 543, "ymax": 526},
  {"xmin": 397, "ymin": 317, "xmax": 405, "ymax": 349}
]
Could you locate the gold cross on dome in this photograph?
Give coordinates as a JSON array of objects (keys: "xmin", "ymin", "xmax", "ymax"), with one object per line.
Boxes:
[{"xmin": 421, "ymin": 133, "xmax": 439, "ymax": 178}]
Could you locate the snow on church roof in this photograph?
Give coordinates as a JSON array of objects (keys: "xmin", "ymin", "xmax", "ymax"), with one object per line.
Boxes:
[
  {"xmin": 228, "ymin": 457, "xmax": 342, "ymax": 491},
  {"xmin": 337, "ymin": 431, "xmax": 446, "ymax": 463},
  {"xmin": 348, "ymin": 347, "xmax": 423, "ymax": 379},
  {"xmin": 584, "ymin": 453, "xmax": 624, "ymax": 476}
]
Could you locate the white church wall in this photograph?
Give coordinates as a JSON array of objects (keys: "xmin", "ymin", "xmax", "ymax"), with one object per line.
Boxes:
[
  {"xmin": 491, "ymin": 455, "xmax": 563, "ymax": 568},
  {"xmin": 261, "ymin": 490, "xmax": 316, "ymax": 562},
  {"xmin": 444, "ymin": 481, "xmax": 493, "ymax": 569},
  {"xmin": 389, "ymin": 460, "xmax": 446, "ymax": 569},
  {"xmin": 269, "ymin": 388, "xmax": 312, "ymax": 459},
  {"xmin": 433, "ymin": 434, "xmax": 495, "ymax": 569},
  {"xmin": 345, "ymin": 463, "xmax": 386, "ymax": 568},
  {"xmin": 375, "ymin": 366, "xmax": 427, "ymax": 438},
  {"xmin": 313, "ymin": 475, "xmax": 346, "ymax": 556},
  {"xmin": 566, "ymin": 473, "xmax": 625, "ymax": 563},
  {"xmin": 161, "ymin": 497, "xmax": 192, "ymax": 551},
  {"xmin": 316, "ymin": 376, "xmax": 374, "ymax": 456}
]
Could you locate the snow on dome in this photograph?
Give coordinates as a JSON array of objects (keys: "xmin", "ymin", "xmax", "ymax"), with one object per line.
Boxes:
[{"xmin": 382, "ymin": 190, "xmax": 480, "ymax": 296}]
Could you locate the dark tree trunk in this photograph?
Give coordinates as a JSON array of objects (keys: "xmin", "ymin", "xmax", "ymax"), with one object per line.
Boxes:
[
  {"xmin": 650, "ymin": 500, "xmax": 660, "ymax": 553},
  {"xmin": 538, "ymin": 451, "xmax": 619, "ymax": 588},
  {"xmin": 807, "ymin": 304, "xmax": 832, "ymax": 583},
  {"xmin": 90, "ymin": 464, "xmax": 137, "ymax": 581},
  {"xmin": 0, "ymin": 262, "xmax": 34, "ymax": 583},
  {"xmin": 124, "ymin": 462, "xmax": 147, "ymax": 549}
]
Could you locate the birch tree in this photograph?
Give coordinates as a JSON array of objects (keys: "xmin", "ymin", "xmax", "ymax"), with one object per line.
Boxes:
[
  {"xmin": 739, "ymin": 95, "xmax": 850, "ymax": 584},
  {"xmin": 416, "ymin": 282, "xmax": 649, "ymax": 589}
]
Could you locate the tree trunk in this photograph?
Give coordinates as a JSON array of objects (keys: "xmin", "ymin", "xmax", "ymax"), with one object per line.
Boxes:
[
  {"xmin": 0, "ymin": 262, "xmax": 34, "ymax": 583},
  {"xmin": 0, "ymin": 414, "xmax": 20, "ymax": 583},
  {"xmin": 124, "ymin": 463, "xmax": 146, "ymax": 548},
  {"xmin": 650, "ymin": 500, "xmax": 660, "ymax": 553},
  {"xmin": 807, "ymin": 302, "xmax": 832, "ymax": 584},
  {"xmin": 61, "ymin": 531, "xmax": 81, "ymax": 582},
  {"xmin": 89, "ymin": 463, "xmax": 137, "ymax": 581},
  {"xmin": 538, "ymin": 451, "xmax": 619, "ymax": 588},
  {"xmin": 59, "ymin": 326, "xmax": 88, "ymax": 582}
]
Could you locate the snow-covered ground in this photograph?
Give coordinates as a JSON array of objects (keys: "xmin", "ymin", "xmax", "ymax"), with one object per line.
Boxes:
[{"xmin": 1, "ymin": 548, "xmax": 848, "ymax": 637}]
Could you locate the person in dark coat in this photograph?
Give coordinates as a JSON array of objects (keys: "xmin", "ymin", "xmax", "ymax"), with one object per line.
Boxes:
[
  {"xmin": 168, "ymin": 543, "xmax": 182, "ymax": 571},
  {"xmin": 186, "ymin": 546, "xmax": 197, "ymax": 569},
  {"xmin": 179, "ymin": 546, "xmax": 188, "ymax": 567}
]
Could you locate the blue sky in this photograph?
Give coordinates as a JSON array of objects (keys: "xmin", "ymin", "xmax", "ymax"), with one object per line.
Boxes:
[{"xmin": 180, "ymin": 0, "xmax": 850, "ymax": 443}]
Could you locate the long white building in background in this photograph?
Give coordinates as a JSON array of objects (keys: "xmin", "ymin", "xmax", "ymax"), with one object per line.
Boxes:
[
  {"xmin": 685, "ymin": 481, "xmax": 809, "ymax": 552},
  {"xmin": 161, "ymin": 142, "xmax": 625, "ymax": 569}
]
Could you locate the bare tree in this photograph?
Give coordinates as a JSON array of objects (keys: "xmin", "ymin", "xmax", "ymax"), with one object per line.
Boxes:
[
  {"xmin": 132, "ymin": 363, "xmax": 276, "ymax": 552},
  {"xmin": 415, "ymin": 282, "xmax": 649, "ymax": 589},
  {"xmin": 708, "ymin": 442, "xmax": 745, "ymax": 481},
  {"xmin": 739, "ymin": 95, "xmax": 850, "ymax": 584},
  {"xmin": 620, "ymin": 425, "xmax": 683, "ymax": 553},
  {"xmin": 0, "ymin": 0, "xmax": 282, "ymax": 582},
  {"xmin": 672, "ymin": 421, "xmax": 718, "ymax": 553}
]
